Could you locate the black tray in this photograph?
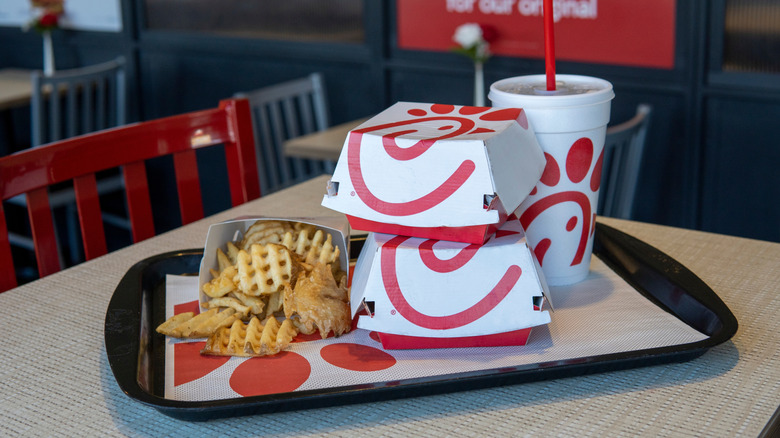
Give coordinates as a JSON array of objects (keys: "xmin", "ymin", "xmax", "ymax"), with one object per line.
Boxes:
[{"xmin": 104, "ymin": 223, "xmax": 737, "ymax": 421}]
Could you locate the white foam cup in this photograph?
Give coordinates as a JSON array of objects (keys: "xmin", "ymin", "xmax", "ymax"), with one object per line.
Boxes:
[{"xmin": 489, "ymin": 74, "xmax": 614, "ymax": 285}]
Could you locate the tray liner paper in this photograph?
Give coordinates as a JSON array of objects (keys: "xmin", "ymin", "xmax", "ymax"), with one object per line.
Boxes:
[{"xmin": 163, "ymin": 258, "xmax": 708, "ymax": 402}]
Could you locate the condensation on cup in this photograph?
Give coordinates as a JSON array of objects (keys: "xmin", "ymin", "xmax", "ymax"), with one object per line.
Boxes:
[{"xmin": 489, "ymin": 74, "xmax": 614, "ymax": 285}]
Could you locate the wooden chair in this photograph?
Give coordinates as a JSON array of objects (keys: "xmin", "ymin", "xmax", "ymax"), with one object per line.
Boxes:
[
  {"xmin": 7, "ymin": 57, "xmax": 128, "ymax": 264},
  {"xmin": 235, "ymin": 73, "xmax": 333, "ymax": 195},
  {"xmin": 598, "ymin": 104, "xmax": 653, "ymax": 219},
  {"xmin": 0, "ymin": 98, "xmax": 260, "ymax": 292},
  {"xmin": 31, "ymin": 57, "xmax": 126, "ymax": 146}
]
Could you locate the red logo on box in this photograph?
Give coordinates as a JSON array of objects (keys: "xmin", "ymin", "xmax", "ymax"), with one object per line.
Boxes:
[
  {"xmin": 347, "ymin": 104, "xmax": 526, "ymax": 217},
  {"xmin": 380, "ymin": 234, "xmax": 522, "ymax": 330}
]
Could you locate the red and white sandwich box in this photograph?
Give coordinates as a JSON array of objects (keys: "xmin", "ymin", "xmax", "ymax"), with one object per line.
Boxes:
[
  {"xmin": 197, "ymin": 216, "xmax": 350, "ymax": 308},
  {"xmin": 350, "ymin": 217, "xmax": 551, "ymax": 349},
  {"xmin": 321, "ymin": 102, "xmax": 545, "ymax": 244}
]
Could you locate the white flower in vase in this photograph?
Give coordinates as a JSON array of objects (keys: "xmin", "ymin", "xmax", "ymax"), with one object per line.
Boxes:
[{"xmin": 452, "ymin": 23, "xmax": 498, "ymax": 107}]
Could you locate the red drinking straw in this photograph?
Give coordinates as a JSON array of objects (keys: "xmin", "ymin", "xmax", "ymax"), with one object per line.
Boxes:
[{"xmin": 544, "ymin": 0, "xmax": 556, "ymax": 91}]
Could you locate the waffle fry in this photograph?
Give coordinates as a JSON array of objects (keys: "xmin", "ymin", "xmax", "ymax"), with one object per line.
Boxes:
[
  {"xmin": 275, "ymin": 319, "xmax": 298, "ymax": 351},
  {"xmin": 177, "ymin": 219, "xmax": 350, "ymax": 357},
  {"xmin": 246, "ymin": 317, "xmax": 279, "ymax": 356},
  {"xmin": 202, "ymin": 265, "xmax": 238, "ymax": 298},
  {"xmin": 236, "ymin": 243, "xmax": 298, "ymax": 296},
  {"xmin": 189, "ymin": 308, "xmax": 240, "ymax": 338},
  {"xmin": 231, "ymin": 290, "xmax": 266, "ymax": 315},
  {"xmin": 205, "ymin": 296, "xmax": 251, "ymax": 317},
  {"xmin": 264, "ymin": 290, "xmax": 283, "ymax": 318},
  {"xmin": 156, "ymin": 308, "xmax": 239, "ymax": 338},
  {"xmin": 155, "ymin": 312, "xmax": 195, "ymax": 335},
  {"xmin": 238, "ymin": 220, "xmax": 295, "ymax": 250},
  {"xmin": 201, "ymin": 316, "xmax": 298, "ymax": 357},
  {"xmin": 226, "ymin": 241, "xmax": 240, "ymax": 265},
  {"xmin": 227, "ymin": 319, "xmax": 247, "ymax": 354},
  {"xmin": 216, "ymin": 247, "xmax": 232, "ymax": 272},
  {"xmin": 169, "ymin": 308, "xmax": 218, "ymax": 337},
  {"xmin": 292, "ymin": 221, "xmax": 317, "ymax": 233},
  {"xmin": 282, "ymin": 227, "xmax": 341, "ymax": 267}
]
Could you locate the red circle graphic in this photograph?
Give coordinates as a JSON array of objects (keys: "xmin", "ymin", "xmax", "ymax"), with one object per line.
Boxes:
[
  {"xmin": 321, "ymin": 343, "xmax": 396, "ymax": 372},
  {"xmin": 539, "ymin": 153, "xmax": 560, "ymax": 187},
  {"xmin": 174, "ymin": 342, "xmax": 230, "ymax": 386},
  {"xmin": 591, "ymin": 148, "xmax": 604, "ymax": 192},
  {"xmin": 459, "ymin": 106, "xmax": 490, "ymax": 115},
  {"xmin": 173, "ymin": 300, "xmax": 200, "ymax": 316},
  {"xmin": 566, "ymin": 137, "xmax": 594, "ymax": 183},
  {"xmin": 479, "ymin": 108, "xmax": 525, "ymax": 126},
  {"xmin": 431, "ymin": 104, "xmax": 455, "ymax": 114},
  {"xmin": 229, "ymin": 352, "xmax": 310, "ymax": 396},
  {"xmin": 566, "ymin": 216, "xmax": 578, "ymax": 231}
]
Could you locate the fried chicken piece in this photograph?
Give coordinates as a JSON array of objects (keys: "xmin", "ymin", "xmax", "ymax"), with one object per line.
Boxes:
[{"xmin": 283, "ymin": 262, "xmax": 351, "ymax": 339}]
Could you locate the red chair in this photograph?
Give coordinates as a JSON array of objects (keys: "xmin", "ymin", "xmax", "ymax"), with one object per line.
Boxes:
[{"xmin": 0, "ymin": 98, "xmax": 261, "ymax": 292}]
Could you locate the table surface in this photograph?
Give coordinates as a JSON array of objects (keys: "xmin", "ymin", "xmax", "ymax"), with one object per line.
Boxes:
[
  {"xmin": 0, "ymin": 68, "xmax": 33, "ymax": 111},
  {"xmin": 1, "ymin": 175, "xmax": 778, "ymax": 437},
  {"xmin": 283, "ymin": 117, "xmax": 369, "ymax": 161}
]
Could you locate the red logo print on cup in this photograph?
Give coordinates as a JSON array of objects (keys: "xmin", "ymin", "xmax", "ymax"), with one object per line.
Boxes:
[
  {"xmin": 380, "ymin": 235, "xmax": 522, "ymax": 329},
  {"xmin": 347, "ymin": 104, "xmax": 528, "ymax": 216},
  {"xmin": 519, "ymin": 138, "xmax": 602, "ymax": 267}
]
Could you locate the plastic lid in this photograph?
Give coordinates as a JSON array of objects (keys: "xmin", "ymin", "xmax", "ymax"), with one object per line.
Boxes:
[{"xmin": 489, "ymin": 74, "xmax": 614, "ymax": 109}]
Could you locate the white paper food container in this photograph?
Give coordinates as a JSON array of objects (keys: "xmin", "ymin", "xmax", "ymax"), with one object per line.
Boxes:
[
  {"xmin": 350, "ymin": 217, "xmax": 551, "ymax": 349},
  {"xmin": 197, "ymin": 216, "xmax": 350, "ymax": 310},
  {"xmin": 321, "ymin": 102, "xmax": 546, "ymax": 244}
]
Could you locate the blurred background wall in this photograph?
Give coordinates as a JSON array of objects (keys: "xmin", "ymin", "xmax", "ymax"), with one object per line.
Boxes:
[{"xmin": 1, "ymin": 0, "xmax": 778, "ymax": 243}]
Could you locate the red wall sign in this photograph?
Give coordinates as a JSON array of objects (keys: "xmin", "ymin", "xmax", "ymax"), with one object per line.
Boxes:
[{"xmin": 397, "ymin": 0, "xmax": 676, "ymax": 69}]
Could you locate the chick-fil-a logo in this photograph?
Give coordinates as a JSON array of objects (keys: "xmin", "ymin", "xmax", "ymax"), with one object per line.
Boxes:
[
  {"xmin": 347, "ymin": 103, "xmax": 528, "ymax": 216},
  {"xmin": 380, "ymin": 234, "xmax": 522, "ymax": 330},
  {"xmin": 519, "ymin": 137, "xmax": 602, "ymax": 267}
]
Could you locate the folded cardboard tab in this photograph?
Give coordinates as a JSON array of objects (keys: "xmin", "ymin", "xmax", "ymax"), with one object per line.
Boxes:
[
  {"xmin": 350, "ymin": 217, "xmax": 551, "ymax": 349},
  {"xmin": 321, "ymin": 102, "xmax": 545, "ymax": 244},
  {"xmin": 198, "ymin": 216, "xmax": 350, "ymax": 309}
]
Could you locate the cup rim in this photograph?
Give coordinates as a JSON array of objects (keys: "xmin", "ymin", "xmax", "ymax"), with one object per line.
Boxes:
[{"xmin": 489, "ymin": 74, "xmax": 614, "ymax": 108}]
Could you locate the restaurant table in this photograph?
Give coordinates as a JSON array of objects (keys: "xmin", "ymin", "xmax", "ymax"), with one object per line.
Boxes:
[
  {"xmin": 0, "ymin": 68, "xmax": 33, "ymax": 156},
  {"xmin": 0, "ymin": 68, "xmax": 33, "ymax": 111},
  {"xmin": 1, "ymin": 174, "xmax": 778, "ymax": 437},
  {"xmin": 283, "ymin": 117, "xmax": 369, "ymax": 161}
]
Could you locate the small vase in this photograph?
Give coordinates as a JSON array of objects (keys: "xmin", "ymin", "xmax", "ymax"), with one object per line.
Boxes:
[
  {"xmin": 43, "ymin": 31, "xmax": 55, "ymax": 76},
  {"xmin": 473, "ymin": 61, "xmax": 485, "ymax": 107}
]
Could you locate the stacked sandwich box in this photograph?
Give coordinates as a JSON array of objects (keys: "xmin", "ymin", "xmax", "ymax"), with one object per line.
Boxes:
[{"xmin": 322, "ymin": 102, "xmax": 552, "ymax": 349}]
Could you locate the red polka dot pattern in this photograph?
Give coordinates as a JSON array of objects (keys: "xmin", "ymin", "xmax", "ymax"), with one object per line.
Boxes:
[
  {"xmin": 174, "ymin": 342, "xmax": 229, "ymax": 386},
  {"xmin": 540, "ymin": 153, "xmax": 560, "ymax": 187},
  {"xmin": 320, "ymin": 343, "xmax": 396, "ymax": 372},
  {"xmin": 229, "ymin": 352, "xmax": 311, "ymax": 397},
  {"xmin": 174, "ymin": 300, "xmax": 199, "ymax": 316},
  {"xmin": 566, "ymin": 137, "xmax": 594, "ymax": 183},
  {"xmin": 566, "ymin": 216, "xmax": 578, "ymax": 232}
]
